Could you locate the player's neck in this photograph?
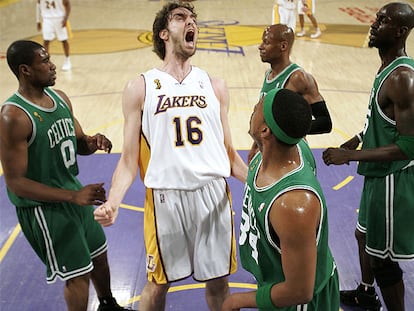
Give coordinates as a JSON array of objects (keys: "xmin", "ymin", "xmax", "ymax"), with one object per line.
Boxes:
[
  {"xmin": 378, "ymin": 45, "xmax": 407, "ymax": 70},
  {"xmin": 258, "ymin": 144, "xmax": 300, "ymax": 186},
  {"xmin": 269, "ymin": 60, "xmax": 292, "ymax": 79},
  {"xmin": 160, "ymin": 57, "xmax": 192, "ymax": 83},
  {"xmin": 18, "ymin": 85, "xmax": 53, "ymax": 108},
  {"xmin": 263, "ymin": 143, "xmax": 300, "ymax": 169}
]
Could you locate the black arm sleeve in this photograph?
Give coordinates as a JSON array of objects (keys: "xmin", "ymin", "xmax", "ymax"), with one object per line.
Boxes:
[{"xmin": 309, "ymin": 101, "xmax": 332, "ymax": 134}]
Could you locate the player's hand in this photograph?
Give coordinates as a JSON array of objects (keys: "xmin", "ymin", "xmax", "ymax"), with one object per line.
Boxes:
[
  {"xmin": 221, "ymin": 295, "xmax": 240, "ymax": 311},
  {"xmin": 340, "ymin": 135, "xmax": 360, "ymax": 150},
  {"xmin": 72, "ymin": 183, "xmax": 106, "ymax": 206},
  {"xmin": 94, "ymin": 201, "xmax": 119, "ymax": 227},
  {"xmin": 92, "ymin": 133, "xmax": 113, "ymax": 153},
  {"xmin": 322, "ymin": 148, "xmax": 350, "ymax": 166},
  {"xmin": 61, "ymin": 17, "xmax": 68, "ymax": 28}
]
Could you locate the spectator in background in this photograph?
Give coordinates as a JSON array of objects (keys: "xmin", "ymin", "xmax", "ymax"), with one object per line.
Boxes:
[
  {"xmin": 37, "ymin": 0, "xmax": 72, "ymax": 70},
  {"xmin": 296, "ymin": 0, "xmax": 321, "ymax": 38}
]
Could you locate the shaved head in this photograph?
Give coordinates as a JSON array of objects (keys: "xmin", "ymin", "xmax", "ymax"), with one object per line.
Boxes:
[{"xmin": 265, "ymin": 24, "xmax": 295, "ymax": 49}]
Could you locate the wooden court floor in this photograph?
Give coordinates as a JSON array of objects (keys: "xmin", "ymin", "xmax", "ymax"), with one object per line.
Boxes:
[{"xmin": 1, "ymin": 0, "xmax": 414, "ymax": 310}]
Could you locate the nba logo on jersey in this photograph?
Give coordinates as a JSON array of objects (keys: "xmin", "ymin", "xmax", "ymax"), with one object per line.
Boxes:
[{"xmin": 159, "ymin": 193, "xmax": 165, "ymax": 203}]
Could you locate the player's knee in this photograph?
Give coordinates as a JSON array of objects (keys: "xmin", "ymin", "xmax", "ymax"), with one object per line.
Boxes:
[
  {"xmin": 372, "ymin": 259, "xmax": 403, "ymax": 288},
  {"xmin": 149, "ymin": 281, "xmax": 170, "ymax": 298},
  {"xmin": 206, "ymin": 277, "xmax": 228, "ymax": 296},
  {"xmin": 354, "ymin": 229, "xmax": 365, "ymax": 244},
  {"xmin": 92, "ymin": 251, "xmax": 109, "ymax": 267}
]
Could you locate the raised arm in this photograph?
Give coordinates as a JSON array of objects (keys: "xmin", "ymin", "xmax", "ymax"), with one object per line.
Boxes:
[
  {"xmin": 211, "ymin": 76, "xmax": 248, "ymax": 182},
  {"xmin": 94, "ymin": 75, "xmax": 145, "ymax": 226}
]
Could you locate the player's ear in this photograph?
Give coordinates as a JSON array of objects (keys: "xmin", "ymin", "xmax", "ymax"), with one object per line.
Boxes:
[
  {"xmin": 397, "ymin": 25, "xmax": 409, "ymax": 39},
  {"xmin": 262, "ymin": 125, "xmax": 272, "ymax": 138},
  {"xmin": 159, "ymin": 29, "xmax": 169, "ymax": 40},
  {"xmin": 280, "ymin": 40, "xmax": 288, "ymax": 51},
  {"xmin": 19, "ymin": 64, "xmax": 31, "ymax": 77}
]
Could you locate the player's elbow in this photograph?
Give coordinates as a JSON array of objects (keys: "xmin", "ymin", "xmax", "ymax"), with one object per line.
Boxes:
[
  {"xmin": 295, "ymin": 285, "xmax": 314, "ymax": 304},
  {"xmin": 309, "ymin": 100, "xmax": 332, "ymax": 134},
  {"xmin": 309, "ymin": 116, "xmax": 332, "ymax": 134},
  {"xmin": 4, "ymin": 176, "xmax": 26, "ymax": 197},
  {"xmin": 322, "ymin": 116, "xmax": 333, "ymax": 133}
]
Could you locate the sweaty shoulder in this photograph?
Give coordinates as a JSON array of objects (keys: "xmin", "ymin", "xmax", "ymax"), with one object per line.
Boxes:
[
  {"xmin": 286, "ymin": 69, "xmax": 323, "ymax": 104},
  {"xmin": 123, "ymin": 75, "xmax": 145, "ymax": 112},
  {"xmin": 126, "ymin": 74, "xmax": 145, "ymax": 91},
  {"xmin": 53, "ymin": 89, "xmax": 72, "ymax": 108},
  {"xmin": 389, "ymin": 65, "xmax": 414, "ymax": 86},
  {"xmin": 384, "ymin": 66, "xmax": 414, "ymax": 107},
  {"xmin": 0, "ymin": 103, "xmax": 33, "ymax": 140},
  {"xmin": 287, "ymin": 69, "xmax": 314, "ymax": 92},
  {"xmin": 272, "ymin": 189, "xmax": 321, "ymax": 232},
  {"xmin": 209, "ymin": 75, "xmax": 228, "ymax": 104}
]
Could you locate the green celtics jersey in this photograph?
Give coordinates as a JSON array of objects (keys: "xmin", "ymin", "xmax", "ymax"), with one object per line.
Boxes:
[
  {"xmin": 260, "ymin": 63, "xmax": 301, "ymax": 98},
  {"xmin": 3, "ymin": 88, "xmax": 82, "ymax": 207},
  {"xmin": 239, "ymin": 140, "xmax": 336, "ymax": 310},
  {"xmin": 358, "ymin": 56, "xmax": 414, "ymax": 177}
]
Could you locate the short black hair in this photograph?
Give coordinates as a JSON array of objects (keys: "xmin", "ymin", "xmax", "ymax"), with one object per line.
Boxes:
[
  {"xmin": 7, "ymin": 40, "xmax": 43, "ymax": 78},
  {"xmin": 272, "ymin": 89, "xmax": 312, "ymax": 143}
]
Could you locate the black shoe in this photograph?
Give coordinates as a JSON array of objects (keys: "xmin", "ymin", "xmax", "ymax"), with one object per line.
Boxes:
[
  {"xmin": 97, "ymin": 297, "xmax": 135, "ymax": 311},
  {"xmin": 340, "ymin": 284, "xmax": 382, "ymax": 310}
]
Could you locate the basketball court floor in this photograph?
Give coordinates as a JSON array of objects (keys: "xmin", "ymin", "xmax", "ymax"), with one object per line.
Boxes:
[{"xmin": 1, "ymin": 0, "xmax": 413, "ymax": 310}]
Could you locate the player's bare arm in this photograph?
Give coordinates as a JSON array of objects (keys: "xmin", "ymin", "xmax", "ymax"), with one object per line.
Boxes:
[
  {"xmin": 323, "ymin": 67, "xmax": 414, "ymax": 166},
  {"xmin": 94, "ymin": 76, "xmax": 144, "ymax": 226},
  {"xmin": 287, "ymin": 70, "xmax": 332, "ymax": 134},
  {"xmin": 222, "ymin": 189, "xmax": 321, "ymax": 310},
  {"xmin": 211, "ymin": 76, "xmax": 248, "ymax": 182},
  {"xmin": 269, "ymin": 190, "xmax": 320, "ymax": 307},
  {"xmin": 385, "ymin": 67, "xmax": 414, "ymax": 136},
  {"xmin": 286, "ymin": 70, "xmax": 323, "ymax": 104},
  {"xmin": 62, "ymin": 0, "xmax": 71, "ymax": 27}
]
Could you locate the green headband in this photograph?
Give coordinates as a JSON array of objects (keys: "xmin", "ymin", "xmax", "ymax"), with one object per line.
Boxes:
[{"xmin": 263, "ymin": 88, "xmax": 301, "ymax": 145}]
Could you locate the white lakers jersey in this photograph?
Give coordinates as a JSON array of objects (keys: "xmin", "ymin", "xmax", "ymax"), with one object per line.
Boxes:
[
  {"xmin": 39, "ymin": 0, "xmax": 66, "ymax": 19},
  {"xmin": 140, "ymin": 67, "xmax": 231, "ymax": 190}
]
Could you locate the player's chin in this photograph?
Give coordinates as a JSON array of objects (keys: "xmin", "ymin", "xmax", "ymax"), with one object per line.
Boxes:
[
  {"xmin": 47, "ymin": 79, "xmax": 56, "ymax": 86},
  {"xmin": 185, "ymin": 46, "xmax": 196, "ymax": 56},
  {"xmin": 183, "ymin": 40, "xmax": 196, "ymax": 50}
]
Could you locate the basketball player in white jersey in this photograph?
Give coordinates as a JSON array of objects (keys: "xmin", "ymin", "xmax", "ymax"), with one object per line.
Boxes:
[
  {"xmin": 94, "ymin": 1, "xmax": 247, "ymax": 311},
  {"xmin": 36, "ymin": 0, "xmax": 71, "ymax": 70},
  {"xmin": 272, "ymin": 0, "xmax": 297, "ymax": 33},
  {"xmin": 296, "ymin": 0, "xmax": 321, "ymax": 38}
]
